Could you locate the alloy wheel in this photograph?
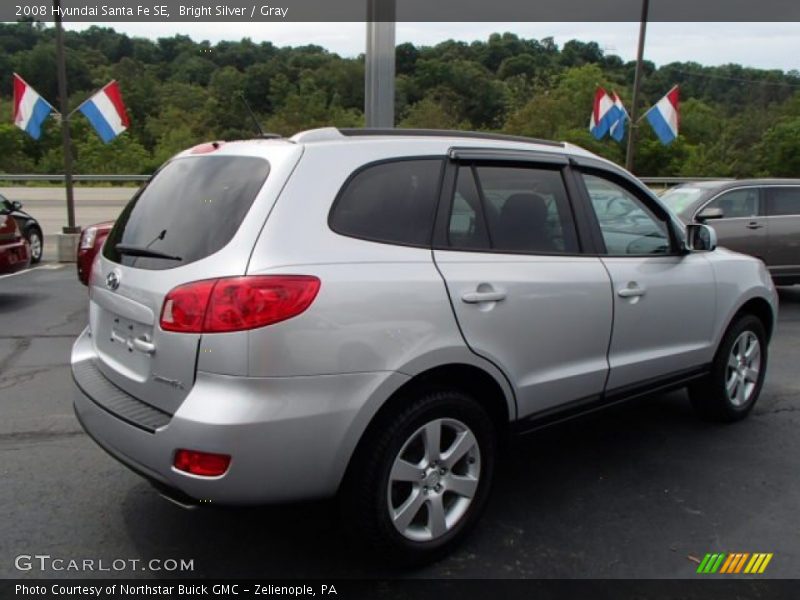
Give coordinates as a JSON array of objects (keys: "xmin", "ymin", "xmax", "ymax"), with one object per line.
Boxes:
[
  {"xmin": 726, "ymin": 331, "xmax": 761, "ymax": 407},
  {"xmin": 387, "ymin": 418, "xmax": 481, "ymax": 542}
]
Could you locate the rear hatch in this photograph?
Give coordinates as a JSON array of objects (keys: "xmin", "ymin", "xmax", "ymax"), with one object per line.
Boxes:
[{"xmin": 87, "ymin": 145, "xmax": 301, "ymax": 414}]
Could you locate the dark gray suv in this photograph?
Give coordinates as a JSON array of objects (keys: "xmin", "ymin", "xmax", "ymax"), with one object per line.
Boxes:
[{"xmin": 662, "ymin": 179, "xmax": 800, "ymax": 285}]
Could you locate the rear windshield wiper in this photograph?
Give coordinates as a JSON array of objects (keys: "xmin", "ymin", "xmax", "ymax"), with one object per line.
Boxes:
[{"xmin": 115, "ymin": 244, "xmax": 182, "ymax": 261}]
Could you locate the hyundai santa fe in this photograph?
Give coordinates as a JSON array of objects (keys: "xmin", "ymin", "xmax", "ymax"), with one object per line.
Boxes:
[{"xmin": 72, "ymin": 128, "xmax": 777, "ymax": 562}]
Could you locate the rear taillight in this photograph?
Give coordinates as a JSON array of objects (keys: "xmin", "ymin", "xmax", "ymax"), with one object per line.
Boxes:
[
  {"xmin": 79, "ymin": 226, "xmax": 98, "ymax": 250},
  {"xmin": 160, "ymin": 279, "xmax": 216, "ymax": 333},
  {"xmin": 174, "ymin": 449, "xmax": 231, "ymax": 477},
  {"xmin": 160, "ymin": 275, "xmax": 320, "ymax": 333}
]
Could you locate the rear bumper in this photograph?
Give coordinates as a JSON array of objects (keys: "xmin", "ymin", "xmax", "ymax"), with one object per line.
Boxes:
[{"xmin": 71, "ymin": 326, "xmax": 408, "ymax": 504}]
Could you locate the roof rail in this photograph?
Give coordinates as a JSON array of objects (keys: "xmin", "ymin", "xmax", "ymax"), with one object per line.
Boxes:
[{"xmin": 337, "ymin": 128, "xmax": 564, "ymax": 148}]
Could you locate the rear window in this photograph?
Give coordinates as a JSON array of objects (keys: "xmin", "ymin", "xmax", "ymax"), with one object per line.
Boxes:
[
  {"xmin": 329, "ymin": 159, "xmax": 443, "ymax": 247},
  {"xmin": 103, "ymin": 156, "xmax": 269, "ymax": 270}
]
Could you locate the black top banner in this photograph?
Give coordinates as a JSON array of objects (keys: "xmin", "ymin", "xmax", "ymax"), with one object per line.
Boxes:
[{"xmin": 4, "ymin": 0, "xmax": 800, "ymax": 22}]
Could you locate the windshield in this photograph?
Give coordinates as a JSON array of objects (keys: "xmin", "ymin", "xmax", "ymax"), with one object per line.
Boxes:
[
  {"xmin": 103, "ymin": 156, "xmax": 270, "ymax": 270},
  {"xmin": 660, "ymin": 186, "xmax": 707, "ymax": 215}
]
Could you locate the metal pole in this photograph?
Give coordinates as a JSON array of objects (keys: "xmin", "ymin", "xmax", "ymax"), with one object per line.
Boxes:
[
  {"xmin": 54, "ymin": 0, "xmax": 78, "ymax": 233},
  {"xmin": 365, "ymin": 0, "xmax": 395, "ymax": 128},
  {"xmin": 625, "ymin": 0, "xmax": 649, "ymax": 173}
]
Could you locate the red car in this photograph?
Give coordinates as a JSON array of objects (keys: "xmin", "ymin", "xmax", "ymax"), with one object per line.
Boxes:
[
  {"xmin": 0, "ymin": 213, "xmax": 31, "ymax": 274},
  {"xmin": 77, "ymin": 221, "xmax": 114, "ymax": 285}
]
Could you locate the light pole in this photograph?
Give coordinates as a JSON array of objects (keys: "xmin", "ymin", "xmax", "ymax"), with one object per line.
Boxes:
[
  {"xmin": 53, "ymin": 0, "xmax": 78, "ymax": 237},
  {"xmin": 364, "ymin": 0, "xmax": 395, "ymax": 128},
  {"xmin": 625, "ymin": 0, "xmax": 650, "ymax": 173}
]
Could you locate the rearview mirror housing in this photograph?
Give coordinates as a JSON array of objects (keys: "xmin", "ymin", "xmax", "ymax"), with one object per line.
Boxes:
[{"xmin": 685, "ymin": 223, "xmax": 717, "ymax": 252}]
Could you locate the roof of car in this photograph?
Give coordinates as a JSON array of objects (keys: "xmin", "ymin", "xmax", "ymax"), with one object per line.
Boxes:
[
  {"xmin": 177, "ymin": 127, "xmax": 613, "ymax": 172},
  {"xmin": 677, "ymin": 178, "xmax": 800, "ymax": 192}
]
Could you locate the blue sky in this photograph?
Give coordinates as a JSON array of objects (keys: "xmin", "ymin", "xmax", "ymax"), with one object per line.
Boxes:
[{"xmin": 65, "ymin": 22, "xmax": 800, "ymax": 72}]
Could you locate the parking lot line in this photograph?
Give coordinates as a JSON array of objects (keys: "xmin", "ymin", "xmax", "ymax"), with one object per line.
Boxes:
[{"xmin": 0, "ymin": 264, "xmax": 65, "ymax": 280}]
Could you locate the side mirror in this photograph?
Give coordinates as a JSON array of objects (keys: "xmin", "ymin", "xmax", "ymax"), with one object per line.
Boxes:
[
  {"xmin": 697, "ymin": 207, "xmax": 723, "ymax": 222},
  {"xmin": 686, "ymin": 223, "xmax": 717, "ymax": 252}
]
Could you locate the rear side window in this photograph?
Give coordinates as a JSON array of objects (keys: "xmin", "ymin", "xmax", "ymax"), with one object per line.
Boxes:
[
  {"xmin": 329, "ymin": 159, "xmax": 443, "ymax": 247},
  {"xmin": 445, "ymin": 164, "xmax": 579, "ymax": 254},
  {"xmin": 766, "ymin": 187, "xmax": 800, "ymax": 216},
  {"xmin": 104, "ymin": 156, "xmax": 269, "ymax": 270}
]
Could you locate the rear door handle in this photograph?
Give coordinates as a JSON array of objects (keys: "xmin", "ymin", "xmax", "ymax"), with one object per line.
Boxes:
[
  {"xmin": 618, "ymin": 284, "xmax": 646, "ymax": 298},
  {"xmin": 132, "ymin": 335, "xmax": 155, "ymax": 355},
  {"xmin": 746, "ymin": 222, "xmax": 763, "ymax": 230},
  {"xmin": 461, "ymin": 291, "xmax": 506, "ymax": 304}
]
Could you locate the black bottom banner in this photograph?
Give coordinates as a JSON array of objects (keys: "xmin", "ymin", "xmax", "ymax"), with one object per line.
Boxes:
[{"xmin": 3, "ymin": 579, "xmax": 800, "ymax": 600}]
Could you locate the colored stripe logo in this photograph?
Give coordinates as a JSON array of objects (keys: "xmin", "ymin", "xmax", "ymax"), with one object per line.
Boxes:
[{"xmin": 697, "ymin": 552, "xmax": 773, "ymax": 574}]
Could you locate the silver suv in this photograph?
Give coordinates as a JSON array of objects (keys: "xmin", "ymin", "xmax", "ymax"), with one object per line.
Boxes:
[{"xmin": 72, "ymin": 128, "xmax": 777, "ymax": 562}]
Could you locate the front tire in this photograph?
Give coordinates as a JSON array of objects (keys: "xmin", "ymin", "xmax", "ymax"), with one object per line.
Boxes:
[
  {"xmin": 340, "ymin": 389, "xmax": 496, "ymax": 564},
  {"xmin": 25, "ymin": 227, "xmax": 43, "ymax": 264},
  {"xmin": 689, "ymin": 314, "xmax": 767, "ymax": 422}
]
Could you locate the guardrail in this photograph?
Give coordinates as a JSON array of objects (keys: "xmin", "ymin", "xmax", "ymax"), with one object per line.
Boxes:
[
  {"xmin": 0, "ymin": 174, "xmax": 150, "ymax": 182},
  {"xmin": 641, "ymin": 177, "xmax": 735, "ymax": 186},
  {"xmin": 0, "ymin": 174, "xmax": 735, "ymax": 186}
]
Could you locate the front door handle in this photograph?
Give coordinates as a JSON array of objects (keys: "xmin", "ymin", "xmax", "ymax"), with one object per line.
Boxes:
[
  {"xmin": 461, "ymin": 290, "xmax": 506, "ymax": 304},
  {"xmin": 746, "ymin": 222, "xmax": 763, "ymax": 230},
  {"xmin": 618, "ymin": 284, "xmax": 646, "ymax": 298}
]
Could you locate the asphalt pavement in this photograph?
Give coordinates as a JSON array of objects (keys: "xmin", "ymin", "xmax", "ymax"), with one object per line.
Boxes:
[{"xmin": 0, "ymin": 264, "xmax": 799, "ymax": 579}]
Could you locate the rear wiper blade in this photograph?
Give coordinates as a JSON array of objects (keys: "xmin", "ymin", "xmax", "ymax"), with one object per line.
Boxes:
[{"xmin": 115, "ymin": 244, "xmax": 182, "ymax": 261}]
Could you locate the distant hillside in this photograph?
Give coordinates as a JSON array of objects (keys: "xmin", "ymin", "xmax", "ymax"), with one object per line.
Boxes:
[{"xmin": 2, "ymin": 21, "xmax": 800, "ymax": 176}]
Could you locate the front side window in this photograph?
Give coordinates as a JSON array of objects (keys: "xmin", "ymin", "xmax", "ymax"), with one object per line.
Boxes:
[
  {"xmin": 582, "ymin": 173, "xmax": 671, "ymax": 256},
  {"xmin": 766, "ymin": 187, "xmax": 800, "ymax": 216},
  {"xmin": 446, "ymin": 164, "xmax": 579, "ymax": 254},
  {"xmin": 330, "ymin": 159, "xmax": 443, "ymax": 247},
  {"xmin": 705, "ymin": 188, "xmax": 760, "ymax": 219}
]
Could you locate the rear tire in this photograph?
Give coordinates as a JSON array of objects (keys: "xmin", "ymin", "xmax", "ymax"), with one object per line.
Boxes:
[
  {"xmin": 689, "ymin": 314, "xmax": 767, "ymax": 422},
  {"xmin": 340, "ymin": 388, "xmax": 496, "ymax": 565}
]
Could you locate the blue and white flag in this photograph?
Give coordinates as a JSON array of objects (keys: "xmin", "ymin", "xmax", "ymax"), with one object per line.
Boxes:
[
  {"xmin": 609, "ymin": 91, "xmax": 629, "ymax": 143},
  {"xmin": 78, "ymin": 81, "xmax": 131, "ymax": 143},
  {"xmin": 645, "ymin": 85, "xmax": 680, "ymax": 145},
  {"xmin": 13, "ymin": 73, "xmax": 53, "ymax": 140},
  {"xmin": 589, "ymin": 87, "xmax": 622, "ymax": 140}
]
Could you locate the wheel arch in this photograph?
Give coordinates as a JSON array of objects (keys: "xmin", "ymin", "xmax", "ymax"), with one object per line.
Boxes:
[
  {"xmin": 729, "ymin": 296, "xmax": 775, "ymax": 342},
  {"xmin": 336, "ymin": 361, "xmax": 514, "ymax": 493}
]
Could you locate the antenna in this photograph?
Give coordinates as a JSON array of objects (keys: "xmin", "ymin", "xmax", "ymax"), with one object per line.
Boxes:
[{"xmin": 238, "ymin": 92, "xmax": 264, "ymax": 137}]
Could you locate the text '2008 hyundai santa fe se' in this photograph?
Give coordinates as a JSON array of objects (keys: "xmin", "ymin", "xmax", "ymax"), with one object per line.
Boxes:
[{"xmin": 71, "ymin": 128, "xmax": 778, "ymax": 562}]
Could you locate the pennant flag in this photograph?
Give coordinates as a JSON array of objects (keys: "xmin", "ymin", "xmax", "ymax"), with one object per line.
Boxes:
[
  {"xmin": 589, "ymin": 87, "xmax": 622, "ymax": 140},
  {"xmin": 78, "ymin": 81, "xmax": 131, "ymax": 143},
  {"xmin": 645, "ymin": 85, "xmax": 680, "ymax": 145},
  {"xmin": 609, "ymin": 91, "xmax": 629, "ymax": 143},
  {"xmin": 12, "ymin": 73, "xmax": 53, "ymax": 140}
]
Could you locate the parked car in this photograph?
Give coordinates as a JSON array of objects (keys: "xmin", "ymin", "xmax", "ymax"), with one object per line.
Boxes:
[
  {"xmin": 661, "ymin": 179, "xmax": 800, "ymax": 285},
  {"xmin": 0, "ymin": 213, "xmax": 31, "ymax": 274},
  {"xmin": 0, "ymin": 193, "xmax": 44, "ymax": 264},
  {"xmin": 77, "ymin": 221, "xmax": 114, "ymax": 286},
  {"xmin": 72, "ymin": 128, "xmax": 777, "ymax": 562}
]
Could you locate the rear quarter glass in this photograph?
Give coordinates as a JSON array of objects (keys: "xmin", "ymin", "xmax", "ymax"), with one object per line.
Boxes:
[{"xmin": 103, "ymin": 156, "xmax": 270, "ymax": 270}]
